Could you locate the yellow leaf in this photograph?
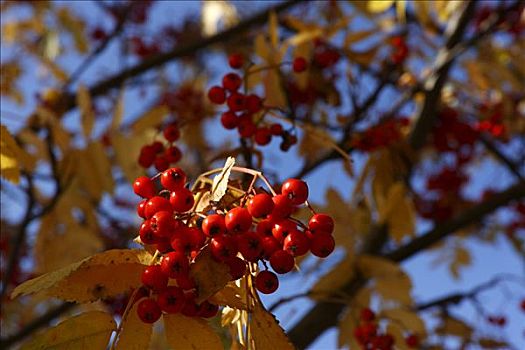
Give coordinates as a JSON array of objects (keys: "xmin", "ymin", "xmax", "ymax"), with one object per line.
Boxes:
[
  {"xmin": 132, "ymin": 105, "xmax": 169, "ymax": 132},
  {"xmin": 74, "ymin": 141, "xmax": 114, "ymax": 201},
  {"xmin": 115, "ymin": 301, "xmax": 153, "ymax": 350},
  {"xmin": 57, "ymin": 7, "xmax": 88, "ymax": 53},
  {"xmin": 386, "ymin": 323, "xmax": 409, "ymax": 350},
  {"xmin": 376, "ymin": 277, "xmax": 412, "ymax": 305},
  {"xmin": 0, "ymin": 61, "xmax": 24, "ymax": 104},
  {"xmin": 20, "ymin": 311, "xmax": 116, "ymax": 350},
  {"xmin": 201, "ymin": 0, "xmax": 238, "ymax": 37},
  {"xmin": 436, "ymin": 316, "xmax": 473, "ymax": 338},
  {"xmin": 311, "ymin": 255, "xmax": 355, "ymax": 296},
  {"xmin": 210, "ymin": 284, "xmax": 247, "ymax": 310},
  {"xmin": 269, "ymin": 11, "xmax": 279, "ymax": 49},
  {"xmin": 344, "ymin": 30, "xmax": 376, "ymax": 47},
  {"xmin": 164, "ymin": 313, "xmax": 223, "ymax": 350},
  {"xmin": 379, "ymin": 182, "xmax": 415, "ymax": 242},
  {"xmin": 1, "ymin": 124, "xmax": 35, "ymax": 183},
  {"xmin": 254, "ymin": 34, "xmax": 271, "ymax": 62},
  {"xmin": 382, "ymin": 308, "xmax": 426, "ymax": 334},
  {"xmin": 211, "ymin": 156, "xmax": 236, "ymax": 202},
  {"xmin": 357, "ymin": 255, "xmax": 402, "ymax": 279},
  {"xmin": 371, "ymin": 150, "xmax": 395, "ymax": 214},
  {"xmin": 396, "ymin": 0, "xmax": 406, "ymax": 23},
  {"xmin": 478, "ymin": 338, "xmax": 509, "ymax": 349},
  {"xmin": 367, "ymin": 0, "xmax": 394, "ymax": 13},
  {"xmin": 76, "ymin": 84, "xmax": 95, "ymax": 139},
  {"xmin": 112, "ymin": 130, "xmax": 153, "ymax": 182},
  {"xmin": 12, "ymin": 249, "xmax": 153, "ymax": 302},
  {"xmin": 263, "ymin": 69, "xmax": 286, "ymax": 108},
  {"xmin": 250, "ymin": 303, "xmax": 294, "ymax": 350},
  {"xmin": 450, "ymin": 247, "xmax": 471, "ymax": 279},
  {"xmin": 190, "ymin": 248, "xmax": 231, "ymax": 303},
  {"xmin": 111, "ymin": 90, "xmax": 125, "ymax": 130}
]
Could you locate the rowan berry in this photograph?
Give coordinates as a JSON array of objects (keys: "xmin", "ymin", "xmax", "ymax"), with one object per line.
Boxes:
[
  {"xmin": 133, "ymin": 176, "xmax": 157, "ymax": 199},
  {"xmin": 141, "ymin": 265, "xmax": 168, "ymax": 291},
  {"xmin": 139, "ymin": 220, "xmax": 157, "ymax": 244},
  {"xmin": 137, "ymin": 298, "xmax": 162, "ymax": 323},
  {"xmin": 256, "ymin": 218, "xmax": 275, "ymax": 237},
  {"xmin": 360, "ymin": 308, "xmax": 375, "ymax": 322},
  {"xmin": 245, "ymin": 94, "xmax": 262, "ymax": 113},
  {"xmin": 163, "ymin": 123, "xmax": 180, "ymax": 142},
  {"xmin": 220, "ymin": 111, "xmax": 239, "ymax": 129},
  {"xmin": 270, "ymin": 194, "xmax": 294, "ymax": 219},
  {"xmin": 270, "ymin": 250, "xmax": 295, "ymax": 274},
  {"xmin": 161, "ymin": 252, "xmax": 189, "ymax": 278},
  {"xmin": 208, "ymin": 86, "xmax": 226, "ymax": 104},
  {"xmin": 138, "ymin": 147, "xmax": 156, "ymax": 168},
  {"xmin": 161, "ymin": 168, "xmax": 187, "ymax": 191},
  {"xmin": 238, "ymin": 118, "xmax": 257, "ymax": 138},
  {"xmin": 227, "ymin": 92, "xmax": 246, "ymax": 112},
  {"xmin": 225, "ymin": 207, "xmax": 253, "ymax": 233},
  {"xmin": 255, "ymin": 270, "xmax": 279, "ymax": 294},
  {"xmin": 236, "ymin": 231, "xmax": 262, "ymax": 262},
  {"xmin": 156, "ymin": 238, "xmax": 173, "ymax": 254},
  {"xmin": 226, "ymin": 257, "xmax": 247, "ymax": 280},
  {"xmin": 176, "ymin": 274, "xmax": 196, "ymax": 290},
  {"xmin": 272, "ymin": 219, "xmax": 298, "ymax": 243},
  {"xmin": 260, "ymin": 236, "xmax": 281, "ymax": 259},
  {"xmin": 270, "ymin": 123, "xmax": 283, "ymax": 135},
  {"xmin": 202, "ymin": 214, "xmax": 227, "ymax": 236},
  {"xmin": 222, "ymin": 72, "xmax": 242, "ymax": 92},
  {"xmin": 185, "ymin": 227, "xmax": 206, "ymax": 250},
  {"xmin": 293, "ymin": 57, "xmax": 308, "ymax": 72},
  {"xmin": 137, "ymin": 199, "xmax": 147, "ymax": 218},
  {"xmin": 170, "ymin": 233, "xmax": 190, "ymax": 253},
  {"xmin": 283, "ymin": 231, "xmax": 310, "ymax": 256},
  {"xmin": 310, "ymin": 232, "xmax": 335, "ymax": 258},
  {"xmin": 145, "ymin": 196, "xmax": 173, "ymax": 219},
  {"xmin": 254, "ymin": 127, "xmax": 272, "ymax": 145},
  {"xmin": 157, "ymin": 286, "xmax": 185, "ymax": 314},
  {"xmin": 164, "ymin": 146, "xmax": 182, "ymax": 164},
  {"xmin": 248, "ymin": 193, "xmax": 275, "ymax": 218},
  {"xmin": 154, "ymin": 156, "xmax": 170, "ymax": 172},
  {"xmin": 169, "ymin": 188, "xmax": 194, "ymax": 212},
  {"xmin": 228, "ymin": 53, "xmax": 244, "ymax": 69},
  {"xmin": 151, "ymin": 211, "xmax": 176, "ymax": 238},
  {"xmin": 210, "ymin": 234, "xmax": 238, "ymax": 262},
  {"xmin": 405, "ymin": 334, "xmax": 419, "ymax": 348},
  {"xmin": 181, "ymin": 298, "xmax": 200, "ymax": 317},
  {"xmin": 198, "ymin": 301, "xmax": 219, "ymax": 318},
  {"xmin": 282, "ymin": 178, "xmax": 309, "ymax": 205},
  {"xmin": 151, "ymin": 141, "xmax": 164, "ymax": 154},
  {"xmin": 308, "ymin": 213, "xmax": 334, "ymax": 234}
]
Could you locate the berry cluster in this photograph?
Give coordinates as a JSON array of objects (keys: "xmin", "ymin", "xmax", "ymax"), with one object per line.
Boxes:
[
  {"xmin": 475, "ymin": 106, "xmax": 508, "ymax": 141},
  {"xmin": 132, "ymin": 167, "xmax": 335, "ymax": 324},
  {"xmin": 351, "ymin": 117, "xmax": 409, "ymax": 152},
  {"xmin": 353, "ymin": 308, "xmax": 395, "ymax": 350},
  {"xmin": 138, "ymin": 123, "xmax": 182, "ymax": 172},
  {"xmin": 487, "ymin": 315, "xmax": 507, "ymax": 327},
  {"xmin": 390, "ymin": 36, "xmax": 409, "ymax": 65}
]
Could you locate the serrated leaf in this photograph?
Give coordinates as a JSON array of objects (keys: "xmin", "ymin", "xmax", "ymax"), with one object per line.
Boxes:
[
  {"xmin": 376, "ymin": 277, "xmax": 412, "ymax": 305},
  {"xmin": 77, "ymin": 84, "xmax": 95, "ymax": 140},
  {"xmin": 379, "ymin": 182, "xmax": 415, "ymax": 242},
  {"xmin": 211, "ymin": 156, "xmax": 235, "ymax": 202},
  {"xmin": 12, "ymin": 249, "xmax": 153, "ymax": 302},
  {"xmin": 74, "ymin": 141, "xmax": 114, "ymax": 201},
  {"xmin": 114, "ymin": 300, "xmax": 152, "ymax": 350},
  {"xmin": 250, "ymin": 303, "xmax": 294, "ymax": 350},
  {"xmin": 311, "ymin": 255, "xmax": 355, "ymax": 296},
  {"xmin": 209, "ymin": 284, "xmax": 247, "ymax": 310},
  {"xmin": 164, "ymin": 313, "xmax": 223, "ymax": 350},
  {"xmin": 263, "ymin": 68, "xmax": 286, "ymax": 109},
  {"xmin": 190, "ymin": 248, "xmax": 231, "ymax": 303},
  {"xmin": 382, "ymin": 308, "xmax": 425, "ymax": 334},
  {"xmin": 132, "ymin": 105, "xmax": 169, "ymax": 132},
  {"xmin": 112, "ymin": 130, "xmax": 153, "ymax": 182},
  {"xmin": 20, "ymin": 311, "xmax": 116, "ymax": 350},
  {"xmin": 254, "ymin": 34, "xmax": 271, "ymax": 62}
]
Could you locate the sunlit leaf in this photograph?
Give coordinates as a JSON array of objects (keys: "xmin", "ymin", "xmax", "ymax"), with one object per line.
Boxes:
[
  {"xmin": 76, "ymin": 84, "xmax": 95, "ymax": 140},
  {"xmin": 190, "ymin": 248, "xmax": 231, "ymax": 303},
  {"xmin": 164, "ymin": 313, "xmax": 222, "ymax": 350},
  {"xmin": 114, "ymin": 300, "xmax": 153, "ymax": 350},
  {"xmin": 250, "ymin": 303, "xmax": 294, "ymax": 350},
  {"xmin": 211, "ymin": 156, "xmax": 235, "ymax": 202}
]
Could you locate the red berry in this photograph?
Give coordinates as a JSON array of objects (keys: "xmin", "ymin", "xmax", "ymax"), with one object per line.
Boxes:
[
  {"xmin": 292, "ymin": 57, "xmax": 308, "ymax": 72},
  {"xmin": 227, "ymin": 92, "xmax": 246, "ymax": 112},
  {"xmin": 272, "ymin": 219, "xmax": 298, "ymax": 243},
  {"xmin": 360, "ymin": 308, "xmax": 375, "ymax": 322},
  {"xmin": 186, "ymin": 227, "xmax": 206, "ymax": 250},
  {"xmin": 310, "ymin": 232, "xmax": 335, "ymax": 258},
  {"xmin": 151, "ymin": 141, "xmax": 164, "ymax": 154},
  {"xmin": 228, "ymin": 53, "xmax": 244, "ymax": 69},
  {"xmin": 208, "ymin": 86, "xmax": 226, "ymax": 104},
  {"xmin": 198, "ymin": 301, "xmax": 219, "ymax": 318},
  {"xmin": 270, "ymin": 250, "xmax": 295, "ymax": 274},
  {"xmin": 170, "ymin": 233, "xmax": 190, "ymax": 253},
  {"xmin": 245, "ymin": 94, "xmax": 262, "ymax": 113},
  {"xmin": 157, "ymin": 286, "xmax": 185, "ymax": 314},
  {"xmin": 169, "ymin": 188, "xmax": 194, "ymax": 212},
  {"xmin": 236, "ymin": 231, "xmax": 262, "ymax": 262},
  {"xmin": 156, "ymin": 238, "xmax": 173, "ymax": 254},
  {"xmin": 221, "ymin": 111, "xmax": 239, "ymax": 130},
  {"xmin": 202, "ymin": 214, "xmax": 227, "ymax": 236},
  {"xmin": 164, "ymin": 146, "xmax": 182, "ymax": 164},
  {"xmin": 270, "ymin": 194, "xmax": 294, "ymax": 219},
  {"xmin": 225, "ymin": 207, "xmax": 253, "ymax": 233},
  {"xmin": 137, "ymin": 298, "xmax": 162, "ymax": 323},
  {"xmin": 181, "ymin": 298, "xmax": 200, "ymax": 317},
  {"xmin": 405, "ymin": 334, "xmax": 419, "ymax": 348},
  {"xmin": 138, "ymin": 146, "xmax": 156, "ymax": 168},
  {"xmin": 255, "ymin": 270, "xmax": 279, "ymax": 294},
  {"xmin": 141, "ymin": 265, "xmax": 168, "ymax": 291},
  {"xmin": 521, "ymin": 299, "xmax": 525, "ymax": 312},
  {"xmin": 254, "ymin": 127, "xmax": 272, "ymax": 145},
  {"xmin": 283, "ymin": 231, "xmax": 310, "ymax": 256},
  {"xmin": 226, "ymin": 257, "xmax": 247, "ymax": 280},
  {"xmin": 154, "ymin": 156, "xmax": 170, "ymax": 172},
  {"xmin": 256, "ymin": 218, "xmax": 275, "ymax": 237},
  {"xmin": 260, "ymin": 236, "xmax": 281, "ymax": 258},
  {"xmin": 161, "ymin": 168, "xmax": 187, "ymax": 191},
  {"xmin": 248, "ymin": 193, "xmax": 275, "ymax": 218},
  {"xmin": 281, "ymin": 178, "xmax": 309, "ymax": 205},
  {"xmin": 145, "ymin": 196, "xmax": 173, "ymax": 219},
  {"xmin": 176, "ymin": 275, "xmax": 196, "ymax": 290},
  {"xmin": 133, "ymin": 176, "xmax": 156, "ymax": 198},
  {"xmin": 137, "ymin": 199, "xmax": 147, "ymax": 219},
  {"xmin": 151, "ymin": 211, "xmax": 176, "ymax": 238},
  {"xmin": 163, "ymin": 123, "xmax": 180, "ymax": 142},
  {"xmin": 161, "ymin": 252, "xmax": 189, "ymax": 278},
  {"xmin": 308, "ymin": 213, "xmax": 334, "ymax": 235},
  {"xmin": 210, "ymin": 234, "xmax": 238, "ymax": 262},
  {"xmin": 270, "ymin": 123, "xmax": 283, "ymax": 135},
  {"xmin": 139, "ymin": 220, "xmax": 157, "ymax": 244},
  {"xmin": 222, "ymin": 72, "xmax": 242, "ymax": 91},
  {"xmin": 237, "ymin": 118, "xmax": 256, "ymax": 138}
]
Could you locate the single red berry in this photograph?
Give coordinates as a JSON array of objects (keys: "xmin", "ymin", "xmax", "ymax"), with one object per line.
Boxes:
[
  {"xmin": 169, "ymin": 188, "xmax": 194, "ymax": 212},
  {"xmin": 237, "ymin": 118, "xmax": 256, "ymax": 138},
  {"xmin": 161, "ymin": 252, "xmax": 189, "ymax": 278},
  {"xmin": 260, "ymin": 236, "xmax": 281, "ymax": 259},
  {"xmin": 138, "ymin": 146, "xmax": 156, "ymax": 168},
  {"xmin": 283, "ymin": 231, "xmax": 310, "ymax": 256},
  {"xmin": 270, "ymin": 194, "xmax": 294, "ymax": 219},
  {"xmin": 170, "ymin": 233, "xmax": 190, "ymax": 253},
  {"xmin": 281, "ymin": 178, "xmax": 309, "ymax": 205},
  {"xmin": 272, "ymin": 219, "xmax": 299, "ymax": 243},
  {"xmin": 133, "ymin": 176, "xmax": 156, "ymax": 198},
  {"xmin": 256, "ymin": 218, "xmax": 275, "ymax": 237},
  {"xmin": 210, "ymin": 234, "xmax": 238, "ymax": 262},
  {"xmin": 145, "ymin": 196, "xmax": 173, "ymax": 219},
  {"xmin": 139, "ymin": 220, "xmax": 157, "ymax": 244},
  {"xmin": 186, "ymin": 227, "xmax": 206, "ymax": 250},
  {"xmin": 521, "ymin": 299, "xmax": 525, "ymax": 312},
  {"xmin": 248, "ymin": 193, "xmax": 275, "ymax": 218},
  {"xmin": 208, "ymin": 86, "xmax": 226, "ymax": 104},
  {"xmin": 245, "ymin": 94, "xmax": 262, "ymax": 113},
  {"xmin": 222, "ymin": 72, "xmax": 242, "ymax": 91},
  {"xmin": 228, "ymin": 53, "xmax": 244, "ymax": 69},
  {"xmin": 154, "ymin": 156, "xmax": 170, "ymax": 172},
  {"xmin": 254, "ymin": 127, "xmax": 272, "ymax": 145},
  {"xmin": 156, "ymin": 238, "xmax": 173, "ymax": 254},
  {"xmin": 292, "ymin": 57, "xmax": 308, "ymax": 72},
  {"xmin": 198, "ymin": 301, "xmax": 219, "ymax": 318},
  {"xmin": 161, "ymin": 168, "xmax": 187, "ymax": 191},
  {"xmin": 164, "ymin": 146, "xmax": 182, "ymax": 164},
  {"xmin": 308, "ymin": 213, "xmax": 335, "ymax": 235},
  {"xmin": 405, "ymin": 334, "xmax": 419, "ymax": 348},
  {"xmin": 236, "ymin": 231, "xmax": 262, "ymax": 262},
  {"xmin": 141, "ymin": 265, "xmax": 168, "ymax": 291},
  {"xmin": 151, "ymin": 211, "xmax": 176, "ymax": 238},
  {"xmin": 163, "ymin": 123, "xmax": 180, "ymax": 142},
  {"xmin": 255, "ymin": 270, "xmax": 279, "ymax": 294},
  {"xmin": 202, "ymin": 214, "xmax": 227, "ymax": 236},
  {"xmin": 221, "ymin": 111, "xmax": 239, "ymax": 130},
  {"xmin": 310, "ymin": 232, "xmax": 335, "ymax": 258},
  {"xmin": 360, "ymin": 307, "xmax": 375, "ymax": 322},
  {"xmin": 270, "ymin": 123, "xmax": 283, "ymax": 135},
  {"xmin": 137, "ymin": 199, "xmax": 147, "ymax": 219},
  {"xmin": 225, "ymin": 207, "xmax": 253, "ymax": 233},
  {"xmin": 151, "ymin": 141, "xmax": 164, "ymax": 154},
  {"xmin": 157, "ymin": 286, "xmax": 185, "ymax": 314},
  {"xmin": 227, "ymin": 92, "xmax": 246, "ymax": 112},
  {"xmin": 91, "ymin": 27, "xmax": 107, "ymax": 41},
  {"xmin": 176, "ymin": 274, "xmax": 196, "ymax": 290},
  {"xmin": 226, "ymin": 257, "xmax": 247, "ymax": 280},
  {"xmin": 137, "ymin": 298, "xmax": 162, "ymax": 323},
  {"xmin": 181, "ymin": 298, "xmax": 200, "ymax": 317},
  {"xmin": 270, "ymin": 250, "xmax": 295, "ymax": 274}
]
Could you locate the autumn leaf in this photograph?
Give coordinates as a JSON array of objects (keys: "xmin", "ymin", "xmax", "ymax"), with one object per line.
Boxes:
[
  {"xmin": 1, "ymin": 124, "xmax": 35, "ymax": 184},
  {"xmin": 250, "ymin": 303, "xmax": 294, "ymax": 350},
  {"xmin": 132, "ymin": 105, "xmax": 169, "ymax": 132},
  {"xmin": 114, "ymin": 301, "xmax": 153, "ymax": 350},
  {"xmin": 164, "ymin": 313, "xmax": 223, "ymax": 350},
  {"xmin": 210, "ymin": 284, "xmax": 248, "ymax": 310},
  {"xmin": 382, "ymin": 308, "xmax": 426, "ymax": 334},
  {"xmin": 378, "ymin": 182, "xmax": 415, "ymax": 242},
  {"xmin": 73, "ymin": 141, "xmax": 114, "ymax": 201},
  {"xmin": 211, "ymin": 156, "xmax": 236, "ymax": 202},
  {"xmin": 76, "ymin": 84, "xmax": 95, "ymax": 140},
  {"xmin": 311, "ymin": 255, "xmax": 355, "ymax": 296},
  {"xmin": 190, "ymin": 248, "xmax": 231, "ymax": 303},
  {"xmin": 436, "ymin": 315, "xmax": 473, "ymax": 338},
  {"xmin": 12, "ymin": 249, "xmax": 153, "ymax": 302},
  {"xmin": 19, "ymin": 311, "xmax": 116, "ymax": 350}
]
